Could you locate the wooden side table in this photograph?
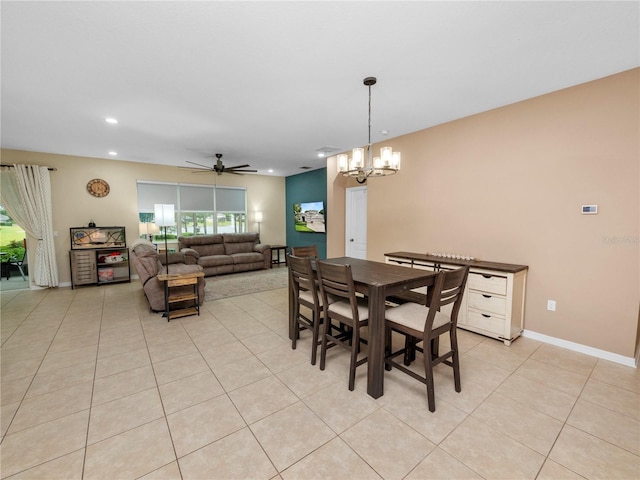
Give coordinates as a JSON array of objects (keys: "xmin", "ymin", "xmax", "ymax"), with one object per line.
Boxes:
[
  {"xmin": 157, "ymin": 271, "xmax": 204, "ymax": 321},
  {"xmin": 270, "ymin": 245, "xmax": 288, "ymax": 267}
]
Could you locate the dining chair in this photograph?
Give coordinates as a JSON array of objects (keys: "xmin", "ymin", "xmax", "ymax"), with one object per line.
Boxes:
[
  {"xmin": 288, "ymin": 254, "xmax": 324, "ymax": 365},
  {"xmin": 290, "ymin": 245, "xmax": 319, "ymax": 258},
  {"xmin": 384, "ymin": 266, "xmax": 469, "ymax": 412},
  {"xmin": 316, "ymin": 260, "xmax": 369, "ymax": 391}
]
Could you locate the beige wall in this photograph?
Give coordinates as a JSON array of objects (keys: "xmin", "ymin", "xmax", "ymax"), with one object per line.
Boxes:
[
  {"xmin": 0, "ymin": 150, "xmax": 286, "ymax": 285},
  {"xmin": 327, "ymin": 68, "xmax": 639, "ymax": 358}
]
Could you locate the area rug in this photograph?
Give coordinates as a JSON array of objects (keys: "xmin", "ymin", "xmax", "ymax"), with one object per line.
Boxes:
[{"xmin": 204, "ymin": 267, "xmax": 288, "ymax": 300}]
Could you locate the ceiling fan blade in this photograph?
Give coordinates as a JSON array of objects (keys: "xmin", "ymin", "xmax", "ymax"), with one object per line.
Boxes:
[
  {"xmin": 232, "ymin": 169, "xmax": 258, "ymax": 173},
  {"xmin": 186, "ymin": 160, "xmax": 214, "ymax": 169},
  {"xmin": 226, "ymin": 164, "xmax": 250, "ymax": 170},
  {"xmin": 191, "ymin": 170, "xmax": 215, "ymax": 173}
]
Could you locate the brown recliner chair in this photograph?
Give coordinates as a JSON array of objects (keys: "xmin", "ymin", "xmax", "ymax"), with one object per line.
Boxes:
[{"xmin": 130, "ymin": 239, "xmax": 206, "ymax": 312}]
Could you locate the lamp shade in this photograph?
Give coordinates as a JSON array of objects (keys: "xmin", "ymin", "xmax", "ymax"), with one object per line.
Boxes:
[
  {"xmin": 255, "ymin": 211, "xmax": 263, "ymax": 223},
  {"xmin": 140, "ymin": 222, "xmax": 160, "ymax": 236},
  {"xmin": 154, "ymin": 204, "xmax": 175, "ymax": 227}
]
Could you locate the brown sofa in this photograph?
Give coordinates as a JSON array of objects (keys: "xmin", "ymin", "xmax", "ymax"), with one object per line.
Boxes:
[
  {"xmin": 178, "ymin": 233, "xmax": 271, "ymax": 276},
  {"xmin": 130, "ymin": 239, "xmax": 206, "ymax": 312}
]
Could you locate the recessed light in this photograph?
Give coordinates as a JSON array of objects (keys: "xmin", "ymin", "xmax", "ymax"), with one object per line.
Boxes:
[
  {"xmin": 105, "ymin": 117, "xmax": 118, "ymax": 124},
  {"xmin": 317, "ymin": 153, "xmax": 325, "ymax": 158},
  {"xmin": 108, "ymin": 151, "xmax": 118, "ymax": 156},
  {"xmin": 268, "ymin": 169, "xmax": 274, "ymax": 173}
]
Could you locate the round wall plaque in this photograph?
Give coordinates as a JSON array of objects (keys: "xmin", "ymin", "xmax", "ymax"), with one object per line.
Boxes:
[{"xmin": 87, "ymin": 178, "xmax": 110, "ymax": 197}]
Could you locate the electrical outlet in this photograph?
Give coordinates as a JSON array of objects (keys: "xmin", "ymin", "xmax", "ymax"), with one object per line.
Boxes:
[{"xmin": 547, "ymin": 300, "xmax": 556, "ymax": 311}]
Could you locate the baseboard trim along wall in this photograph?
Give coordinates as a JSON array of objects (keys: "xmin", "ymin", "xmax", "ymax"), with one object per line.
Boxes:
[{"xmin": 523, "ymin": 329, "xmax": 637, "ymax": 368}]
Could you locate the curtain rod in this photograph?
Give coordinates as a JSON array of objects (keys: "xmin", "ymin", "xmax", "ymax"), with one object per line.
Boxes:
[{"xmin": 1, "ymin": 164, "xmax": 57, "ymax": 171}]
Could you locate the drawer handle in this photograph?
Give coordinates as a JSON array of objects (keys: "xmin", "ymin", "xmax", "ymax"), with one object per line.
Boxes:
[
  {"xmin": 481, "ymin": 313, "xmax": 491, "ymax": 318},
  {"xmin": 482, "ymin": 274, "xmax": 492, "ymax": 279},
  {"xmin": 482, "ymin": 294, "xmax": 492, "ymax": 298}
]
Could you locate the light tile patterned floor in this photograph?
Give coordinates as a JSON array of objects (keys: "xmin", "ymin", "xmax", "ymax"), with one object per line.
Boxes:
[{"xmin": 1, "ymin": 280, "xmax": 639, "ymax": 479}]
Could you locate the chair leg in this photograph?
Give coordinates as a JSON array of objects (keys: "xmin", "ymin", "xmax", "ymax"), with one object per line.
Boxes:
[
  {"xmin": 291, "ymin": 301, "xmax": 300, "ymax": 351},
  {"xmin": 450, "ymin": 328, "xmax": 461, "ymax": 393},
  {"xmin": 404, "ymin": 336, "xmax": 417, "ymax": 366},
  {"xmin": 319, "ymin": 314, "xmax": 330, "ymax": 371},
  {"xmin": 431, "ymin": 336, "xmax": 440, "ymax": 359},
  {"xmin": 348, "ymin": 324, "xmax": 359, "ymax": 390},
  {"xmin": 310, "ymin": 310, "xmax": 320, "ymax": 366},
  {"xmin": 384, "ymin": 326, "xmax": 392, "ymax": 371},
  {"xmin": 17, "ymin": 266, "xmax": 26, "ymax": 281},
  {"xmin": 423, "ymin": 337, "xmax": 436, "ymax": 412}
]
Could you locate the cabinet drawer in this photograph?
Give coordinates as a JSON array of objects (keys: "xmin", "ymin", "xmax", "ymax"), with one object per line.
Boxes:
[
  {"xmin": 466, "ymin": 310, "xmax": 505, "ymax": 335},
  {"xmin": 468, "ymin": 272, "xmax": 507, "ymax": 295},
  {"xmin": 467, "ymin": 291, "xmax": 506, "ymax": 315}
]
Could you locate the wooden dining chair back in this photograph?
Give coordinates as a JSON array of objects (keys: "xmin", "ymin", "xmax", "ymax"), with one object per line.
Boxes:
[
  {"xmin": 316, "ymin": 260, "xmax": 369, "ymax": 390},
  {"xmin": 288, "ymin": 254, "xmax": 324, "ymax": 365},
  {"xmin": 290, "ymin": 245, "xmax": 319, "ymax": 258},
  {"xmin": 384, "ymin": 266, "xmax": 469, "ymax": 411}
]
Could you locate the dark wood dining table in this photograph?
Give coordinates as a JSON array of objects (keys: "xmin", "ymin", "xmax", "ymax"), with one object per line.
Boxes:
[{"xmin": 288, "ymin": 256, "xmax": 437, "ymax": 399}]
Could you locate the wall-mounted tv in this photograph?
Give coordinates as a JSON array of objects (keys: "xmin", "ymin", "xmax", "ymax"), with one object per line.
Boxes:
[{"xmin": 294, "ymin": 201, "xmax": 325, "ymax": 233}]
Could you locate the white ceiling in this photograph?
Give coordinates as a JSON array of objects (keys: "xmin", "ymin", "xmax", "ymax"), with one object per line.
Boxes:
[{"xmin": 2, "ymin": 1, "xmax": 638, "ymax": 177}]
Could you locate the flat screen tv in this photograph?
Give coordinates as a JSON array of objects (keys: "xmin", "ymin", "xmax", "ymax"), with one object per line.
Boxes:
[{"xmin": 294, "ymin": 201, "xmax": 325, "ymax": 233}]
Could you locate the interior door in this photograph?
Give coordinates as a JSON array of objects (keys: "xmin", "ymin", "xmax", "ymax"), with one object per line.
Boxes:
[{"xmin": 345, "ymin": 186, "xmax": 367, "ymax": 259}]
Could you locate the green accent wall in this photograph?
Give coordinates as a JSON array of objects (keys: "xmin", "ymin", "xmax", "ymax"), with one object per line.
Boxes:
[{"xmin": 285, "ymin": 168, "xmax": 327, "ymax": 259}]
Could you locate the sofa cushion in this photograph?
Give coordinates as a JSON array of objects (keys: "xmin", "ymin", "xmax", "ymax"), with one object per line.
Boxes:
[
  {"xmin": 223, "ymin": 232, "xmax": 258, "ymax": 255},
  {"xmin": 180, "ymin": 235, "xmax": 225, "ymax": 257},
  {"xmin": 222, "ymin": 233, "xmax": 259, "ymax": 244},
  {"xmin": 230, "ymin": 252, "xmax": 264, "ymax": 264},
  {"xmin": 198, "ymin": 255, "xmax": 234, "ymax": 268},
  {"xmin": 197, "ymin": 243, "xmax": 226, "ymax": 256},
  {"xmin": 225, "ymin": 241, "xmax": 255, "ymax": 255}
]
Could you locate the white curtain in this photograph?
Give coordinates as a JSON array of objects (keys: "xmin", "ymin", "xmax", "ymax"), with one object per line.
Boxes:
[{"xmin": 0, "ymin": 165, "xmax": 59, "ymax": 287}]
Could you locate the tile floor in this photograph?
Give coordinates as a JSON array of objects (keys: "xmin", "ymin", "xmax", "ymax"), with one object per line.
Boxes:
[{"xmin": 1, "ymin": 281, "xmax": 639, "ymax": 479}]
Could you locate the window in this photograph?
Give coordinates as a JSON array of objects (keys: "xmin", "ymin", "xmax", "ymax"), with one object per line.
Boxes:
[{"xmin": 136, "ymin": 181, "xmax": 247, "ymax": 238}]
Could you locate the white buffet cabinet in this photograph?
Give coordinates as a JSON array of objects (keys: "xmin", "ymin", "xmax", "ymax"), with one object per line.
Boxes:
[{"xmin": 385, "ymin": 252, "xmax": 528, "ymax": 346}]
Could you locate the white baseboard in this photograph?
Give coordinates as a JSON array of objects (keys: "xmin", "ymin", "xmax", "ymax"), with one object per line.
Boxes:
[{"xmin": 522, "ymin": 330, "xmax": 637, "ymax": 368}]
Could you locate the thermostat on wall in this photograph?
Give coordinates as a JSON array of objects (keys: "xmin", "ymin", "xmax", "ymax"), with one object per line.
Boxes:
[{"xmin": 581, "ymin": 205, "xmax": 598, "ymax": 215}]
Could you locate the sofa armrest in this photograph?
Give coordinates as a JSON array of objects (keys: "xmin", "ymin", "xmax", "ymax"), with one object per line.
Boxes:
[
  {"xmin": 254, "ymin": 243, "xmax": 270, "ymax": 254},
  {"xmin": 181, "ymin": 248, "xmax": 200, "ymax": 265},
  {"xmin": 255, "ymin": 244, "xmax": 271, "ymax": 269}
]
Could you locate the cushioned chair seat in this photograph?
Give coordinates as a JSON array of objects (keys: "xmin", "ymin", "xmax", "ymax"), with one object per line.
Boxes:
[
  {"xmin": 327, "ymin": 298, "xmax": 369, "ymax": 321},
  {"xmin": 385, "ymin": 303, "xmax": 451, "ymax": 332}
]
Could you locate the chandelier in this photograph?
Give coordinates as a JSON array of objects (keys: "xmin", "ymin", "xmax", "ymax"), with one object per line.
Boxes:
[{"xmin": 337, "ymin": 77, "xmax": 401, "ymax": 184}]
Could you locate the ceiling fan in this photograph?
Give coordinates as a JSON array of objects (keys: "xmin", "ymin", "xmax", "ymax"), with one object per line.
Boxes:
[{"xmin": 184, "ymin": 153, "xmax": 257, "ymax": 175}]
